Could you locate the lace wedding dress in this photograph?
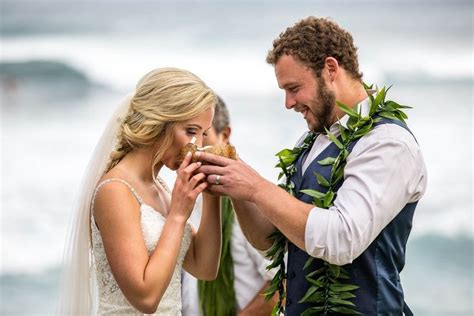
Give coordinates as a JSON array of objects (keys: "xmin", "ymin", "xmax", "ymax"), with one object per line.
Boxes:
[{"xmin": 91, "ymin": 178, "xmax": 192, "ymax": 315}]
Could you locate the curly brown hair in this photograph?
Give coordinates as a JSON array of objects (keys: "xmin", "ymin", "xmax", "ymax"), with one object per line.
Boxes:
[{"xmin": 266, "ymin": 17, "xmax": 363, "ymax": 81}]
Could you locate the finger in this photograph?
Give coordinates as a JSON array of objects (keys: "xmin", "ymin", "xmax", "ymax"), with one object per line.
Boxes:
[
  {"xmin": 198, "ymin": 164, "xmax": 226, "ymax": 175},
  {"xmin": 196, "ymin": 152, "xmax": 232, "ymax": 167},
  {"xmin": 192, "ymin": 181, "xmax": 208, "ymax": 195},
  {"xmin": 207, "ymin": 174, "xmax": 223, "ymax": 186},
  {"xmin": 190, "ymin": 172, "xmax": 206, "ymax": 186},
  {"xmin": 206, "ymin": 184, "xmax": 227, "ymax": 196},
  {"xmin": 179, "ymin": 151, "xmax": 193, "ymax": 170},
  {"xmin": 183, "ymin": 161, "xmax": 203, "ymax": 174},
  {"xmin": 178, "ymin": 161, "xmax": 202, "ymax": 182}
]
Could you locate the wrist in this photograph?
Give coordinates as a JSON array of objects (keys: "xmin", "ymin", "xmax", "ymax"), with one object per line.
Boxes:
[
  {"xmin": 167, "ymin": 211, "xmax": 188, "ymax": 226},
  {"xmin": 249, "ymin": 176, "xmax": 270, "ymax": 204},
  {"xmin": 203, "ymin": 191, "xmax": 220, "ymax": 200}
]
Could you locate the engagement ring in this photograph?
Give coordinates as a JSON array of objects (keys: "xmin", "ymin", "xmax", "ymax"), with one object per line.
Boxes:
[{"xmin": 215, "ymin": 175, "xmax": 221, "ymax": 185}]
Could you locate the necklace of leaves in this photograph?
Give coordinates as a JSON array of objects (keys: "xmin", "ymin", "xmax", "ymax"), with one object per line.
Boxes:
[{"xmin": 264, "ymin": 85, "xmax": 411, "ymax": 315}]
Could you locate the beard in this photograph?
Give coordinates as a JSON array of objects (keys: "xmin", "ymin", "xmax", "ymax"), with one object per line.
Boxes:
[{"xmin": 306, "ymin": 77, "xmax": 336, "ymax": 133}]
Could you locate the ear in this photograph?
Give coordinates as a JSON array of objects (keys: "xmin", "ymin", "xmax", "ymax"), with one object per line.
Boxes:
[
  {"xmin": 221, "ymin": 126, "xmax": 232, "ymax": 144},
  {"xmin": 324, "ymin": 57, "xmax": 339, "ymax": 82}
]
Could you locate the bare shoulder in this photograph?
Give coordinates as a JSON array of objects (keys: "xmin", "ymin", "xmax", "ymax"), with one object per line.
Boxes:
[{"xmin": 93, "ymin": 177, "xmax": 141, "ymax": 231}]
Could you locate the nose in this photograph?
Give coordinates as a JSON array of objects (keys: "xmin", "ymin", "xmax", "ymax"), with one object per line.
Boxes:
[
  {"xmin": 195, "ymin": 135, "xmax": 204, "ymax": 148},
  {"xmin": 285, "ymin": 92, "xmax": 297, "ymax": 110}
]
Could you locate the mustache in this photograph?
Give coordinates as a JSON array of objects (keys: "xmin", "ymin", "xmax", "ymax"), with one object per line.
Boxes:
[{"xmin": 294, "ymin": 104, "xmax": 309, "ymax": 112}]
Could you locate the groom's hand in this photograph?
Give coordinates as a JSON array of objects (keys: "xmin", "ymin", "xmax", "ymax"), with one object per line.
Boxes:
[{"xmin": 196, "ymin": 152, "xmax": 265, "ymax": 202}]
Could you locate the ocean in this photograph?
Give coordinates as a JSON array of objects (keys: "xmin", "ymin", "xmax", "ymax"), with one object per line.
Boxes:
[{"xmin": 1, "ymin": 0, "xmax": 472, "ymax": 315}]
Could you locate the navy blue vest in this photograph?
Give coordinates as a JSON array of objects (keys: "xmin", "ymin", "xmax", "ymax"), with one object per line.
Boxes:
[{"xmin": 286, "ymin": 118, "xmax": 417, "ymax": 316}]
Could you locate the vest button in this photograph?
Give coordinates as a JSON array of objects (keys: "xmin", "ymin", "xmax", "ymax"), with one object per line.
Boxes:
[
  {"xmin": 289, "ymin": 270, "xmax": 296, "ymax": 279},
  {"xmin": 287, "ymin": 298, "xmax": 292, "ymax": 305}
]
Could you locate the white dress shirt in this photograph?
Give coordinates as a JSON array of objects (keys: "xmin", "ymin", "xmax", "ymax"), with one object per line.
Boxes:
[
  {"xmin": 182, "ymin": 196, "xmax": 276, "ymax": 315},
  {"xmin": 231, "ymin": 220, "xmax": 276, "ymax": 310},
  {"xmin": 302, "ymin": 97, "xmax": 427, "ymax": 265}
]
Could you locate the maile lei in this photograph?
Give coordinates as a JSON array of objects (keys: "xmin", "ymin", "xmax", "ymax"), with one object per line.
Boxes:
[
  {"xmin": 263, "ymin": 85, "xmax": 411, "ymax": 315},
  {"xmin": 198, "ymin": 197, "xmax": 237, "ymax": 316}
]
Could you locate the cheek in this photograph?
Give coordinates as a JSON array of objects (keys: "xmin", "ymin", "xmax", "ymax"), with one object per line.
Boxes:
[
  {"xmin": 175, "ymin": 130, "xmax": 192, "ymax": 145},
  {"xmin": 169, "ymin": 135, "xmax": 190, "ymax": 163},
  {"xmin": 307, "ymin": 93, "xmax": 322, "ymax": 111},
  {"xmin": 297, "ymin": 91, "xmax": 312, "ymax": 105},
  {"xmin": 161, "ymin": 148, "xmax": 181, "ymax": 170},
  {"xmin": 171, "ymin": 141, "xmax": 187, "ymax": 159}
]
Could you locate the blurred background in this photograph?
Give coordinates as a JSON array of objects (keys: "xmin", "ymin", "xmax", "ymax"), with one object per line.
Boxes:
[{"xmin": 0, "ymin": 0, "xmax": 472, "ymax": 314}]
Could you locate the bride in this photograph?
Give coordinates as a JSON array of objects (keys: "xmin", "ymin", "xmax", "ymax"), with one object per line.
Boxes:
[{"xmin": 59, "ymin": 68, "xmax": 222, "ymax": 315}]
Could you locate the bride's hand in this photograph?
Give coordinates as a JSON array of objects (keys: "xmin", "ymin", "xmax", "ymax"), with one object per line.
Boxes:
[{"xmin": 170, "ymin": 152, "xmax": 208, "ymax": 221}]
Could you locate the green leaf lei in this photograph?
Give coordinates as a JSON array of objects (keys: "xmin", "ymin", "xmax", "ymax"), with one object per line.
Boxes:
[
  {"xmin": 265, "ymin": 85, "xmax": 411, "ymax": 315},
  {"xmin": 198, "ymin": 197, "xmax": 237, "ymax": 316}
]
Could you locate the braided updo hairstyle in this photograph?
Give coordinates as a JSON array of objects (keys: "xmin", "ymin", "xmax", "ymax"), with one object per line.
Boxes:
[{"xmin": 106, "ymin": 67, "xmax": 216, "ymax": 175}]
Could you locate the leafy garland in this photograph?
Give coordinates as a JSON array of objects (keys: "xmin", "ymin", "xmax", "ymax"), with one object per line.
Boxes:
[
  {"xmin": 264, "ymin": 85, "xmax": 411, "ymax": 315},
  {"xmin": 263, "ymin": 132, "xmax": 317, "ymax": 316},
  {"xmin": 198, "ymin": 197, "xmax": 237, "ymax": 316}
]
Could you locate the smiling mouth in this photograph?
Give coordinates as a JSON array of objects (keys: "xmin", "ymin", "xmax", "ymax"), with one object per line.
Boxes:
[{"xmin": 298, "ymin": 106, "xmax": 309, "ymax": 120}]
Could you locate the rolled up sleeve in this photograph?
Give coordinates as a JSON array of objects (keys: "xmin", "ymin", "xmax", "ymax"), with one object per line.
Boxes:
[{"xmin": 304, "ymin": 124, "xmax": 427, "ymax": 265}]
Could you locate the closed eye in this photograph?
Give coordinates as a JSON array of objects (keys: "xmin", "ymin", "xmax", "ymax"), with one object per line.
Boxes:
[
  {"xmin": 186, "ymin": 129, "xmax": 198, "ymax": 135},
  {"xmin": 187, "ymin": 129, "xmax": 209, "ymax": 137},
  {"xmin": 288, "ymin": 85, "xmax": 299, "ymax": 93}
]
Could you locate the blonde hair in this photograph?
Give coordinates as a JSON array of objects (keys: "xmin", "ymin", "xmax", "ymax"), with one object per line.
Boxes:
[{"xmin": 106, "ymin": 67, "xmax": 216, "ymax": 174}]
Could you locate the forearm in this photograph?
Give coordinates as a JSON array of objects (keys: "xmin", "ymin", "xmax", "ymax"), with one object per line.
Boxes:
[
  {"xmin": 231, "ymin": 199, "xmax": 276, "ymax": 251},
  {"xmin": 196, "ymin": 153, "xmax": 312, "ymax": 252},
  {"xmin": 238, "ymin": 281, "xmax": 278, "ymax": 316},
  {"xmin": 250, "ymin": 178, "xmax": 313, "ymax": 251},
  {"xmin": 191, "ymin": 194, "xmax": 221, "ymax": 279},
  {"xmin": 129, "ymin": 215, "xmax": 187, "ymax": 312}
]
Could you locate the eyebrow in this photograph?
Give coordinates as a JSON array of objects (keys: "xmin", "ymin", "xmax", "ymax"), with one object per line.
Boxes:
[
  {"xmin": 186, "ymin": 124, "xmax": 202, "ymax": 129},
  {"xmin": 186, "ymin": 124, "xmax": 212, "ymax": 132},
  {"xmin": 281, "ymin": 82, "xmax": 298, "ymax": 90}
]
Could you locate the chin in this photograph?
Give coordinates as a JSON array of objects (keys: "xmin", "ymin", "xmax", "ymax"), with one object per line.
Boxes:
[
  {"xmin": 306, "ymin": 121, "xmax": 318, "ymax": 132},
  {"xmin": 305, "ymin": 116, "xmax": 317, "ymax": 131},
  {"xmin": 162, "ymin": 160, "xmax": 179, "ymax": 171},
  {"xmin": 309, "ymin": 124, "xmax": 324, "ymax": 134}
]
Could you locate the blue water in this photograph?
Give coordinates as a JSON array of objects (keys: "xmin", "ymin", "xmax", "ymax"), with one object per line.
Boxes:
[{"xmin": 1, "ymin": 0, "xmax": 472, "ymax": 315}]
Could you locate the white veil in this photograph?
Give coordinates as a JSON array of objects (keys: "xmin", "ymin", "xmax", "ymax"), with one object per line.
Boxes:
[{"xmin": 58, "ymin": 94, "xmax": 133, "ymax": 315}]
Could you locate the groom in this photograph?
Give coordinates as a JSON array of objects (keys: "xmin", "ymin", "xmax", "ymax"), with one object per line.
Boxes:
[{"xmin": 197, "ymin": 17, "xmax": 427, "ymax": 315}]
